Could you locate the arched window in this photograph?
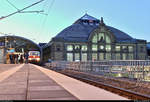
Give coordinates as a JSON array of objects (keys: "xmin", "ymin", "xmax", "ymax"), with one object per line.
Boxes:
[
  {"xmin": 91, "ymin": 32, "xmax": 112, "ymax": 61},
  {"xmin": 92, "ymin": 32, "xmax": 111, "ymax": 44}
]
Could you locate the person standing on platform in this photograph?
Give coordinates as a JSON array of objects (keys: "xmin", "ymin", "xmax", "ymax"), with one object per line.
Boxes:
[
  {"xmin": 9, "ymin": 54, "xmax": 13, "ymax": 64},
  {"xmin": 20, "ymin": 54, "xmax": 24, "ymax": 64},
  {"xmin": 18, "ymin": 54, "xmax": 21, "ymax": 64},
  {"xmin": 24, "ymin": 52, "xmax": 29, "ymax": 64},
  {"xmin": 15, "ymin": 54, "xmax": 18, "ymax": 64}
]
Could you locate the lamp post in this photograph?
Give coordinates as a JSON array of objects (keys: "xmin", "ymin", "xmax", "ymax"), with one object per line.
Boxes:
[
  {"xmin": 0, "ymin": 33, "xmax": 10, "ymax": 64},
  {"xmin": 4, "ymin": 34, "xmax": 8, "ymax": 64}
]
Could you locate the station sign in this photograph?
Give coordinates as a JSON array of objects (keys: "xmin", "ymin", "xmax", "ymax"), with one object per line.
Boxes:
[{"xmin": 7, "ymin": 48, "xmax": 15, "ymax": 53}]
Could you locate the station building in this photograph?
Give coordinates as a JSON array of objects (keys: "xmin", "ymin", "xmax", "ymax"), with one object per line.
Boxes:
[
  {"xmin": 43, "ymin": 14, "xmax": 147, "ymax": 62},
  {"xmin": 0, "ymin": 35, "xmax": 41, "ymax": 63}
]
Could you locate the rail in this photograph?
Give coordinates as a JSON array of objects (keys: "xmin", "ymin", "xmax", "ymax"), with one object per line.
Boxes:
[{"xmin": 59, "ymin": 70, "xmax": 150, "ymax": 100}]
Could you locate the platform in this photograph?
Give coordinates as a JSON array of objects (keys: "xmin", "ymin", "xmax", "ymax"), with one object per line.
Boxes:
[{"xmin": 0, "ymin": 64, "xmax": 128, "ymax": 100}]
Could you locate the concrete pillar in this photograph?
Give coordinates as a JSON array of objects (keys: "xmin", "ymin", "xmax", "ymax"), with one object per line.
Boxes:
[{"xmin": 0, "ymin": 47, "xmax": 5, "ymax": 64}]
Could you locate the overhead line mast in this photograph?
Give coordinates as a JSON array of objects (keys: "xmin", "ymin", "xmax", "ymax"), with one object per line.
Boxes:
[{"xmin": 0, "ymin": 0, "xmax": 45, "ymax": 20}]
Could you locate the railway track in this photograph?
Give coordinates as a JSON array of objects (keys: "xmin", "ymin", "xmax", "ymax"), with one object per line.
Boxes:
[{"xmin": 54, "ymin": 69, "xmax": 150, "ymax": 100}]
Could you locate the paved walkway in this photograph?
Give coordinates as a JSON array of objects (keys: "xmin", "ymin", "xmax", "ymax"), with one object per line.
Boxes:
[
  {"xmin": 0, "ymin": 64, "xmax": 128, "ymax": 100},
  {"xmin": 0, "ymin": 64, "xmax": 18, "ymax": 73},
  {"xmin": 0, "ymin": 64, "xmax": 77, "ymax": 100}
]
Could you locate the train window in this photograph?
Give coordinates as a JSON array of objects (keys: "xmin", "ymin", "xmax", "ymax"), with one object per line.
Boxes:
[{"xmin": 29, "ymin": 51, "xmax": 40, "ymax": 56}]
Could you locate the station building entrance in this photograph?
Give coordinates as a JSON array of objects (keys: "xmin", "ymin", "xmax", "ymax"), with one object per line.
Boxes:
[{"xmin": 0, "ymin": 35, "xmax": 41, "ymax": 64}]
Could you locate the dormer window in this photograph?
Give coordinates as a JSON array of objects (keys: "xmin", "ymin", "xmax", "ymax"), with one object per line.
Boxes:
[
  {"xmin": 95, "ymin": 21, "xmax": 100, "ymax": 26},
  {"xmin": 79, "ymin": 13, "xmax": 100, "ymax": 26},
  {"xmin": 83, "ymin": 20, "xmax": 88, "ymax": 25},
  {"xmin": 89, "ymin": 22, "xmax": 93, "ymax": 25}
]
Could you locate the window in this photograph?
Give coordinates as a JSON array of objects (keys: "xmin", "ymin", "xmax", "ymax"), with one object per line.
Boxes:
[
  {"xmin": 92, "ymin": 44, "xmax": 98, "ymax": 51},
  {"xmin": 116, "ymin": 46, "xmax": 120, "ymax": 51},
  {"xmin": 81, "ymin": 53, "xmax": 87, "ymax": 61},
  {"xmin": 75, "ymin": 45, "xmax": 80, "ymax": 51},
  {"xmin": 122, "ymin": 53, "xmax": 127, "ymax": 60},
  {"xmin": 56, "ymin": 45, "xmax": 61, "ymax": 51},
  {"xmin": 99, "ymin": 45, "xmax": 104, "ymax": 50},
  {"xmin": 67, "ymin": 53, "xmax": 73, "ymax": 62},
  {"xmin": 89, "ymin": 22, "xmax": 93, "ymax": 25},
  {"xmin": 56, "ymin": 47, "xmax": 60, "ymax": 51},
  {"xmin": 92, "ymin": 53, "xmax": 97, "ymax": 61},
  {"xmin": 83, "ymin": 20, "xmax": 88, "ymax": 25},
  {"xmin": 116, "ymin": 53, "xmax": 121, "ymax": 60},
  {"xmin": 106, "ymin": 53, "xmax": 111, "ymax": 60},
  {"xmin": 98, "ymin": 33, "xmax": 104, "ymax": 43},
  {"xmin": 128, "ymin": 53, "xmax": 134, "ymax": 60},
  {"xmin": 140, "ymin": 46, "xmax": 145, "ymax": 52},
  {"xmin": 92, "ymin": 34, "xmax": 98, "ymax": 43},
  {"xmin": 106, "ymin": 35, "xmax": 111, "ymax": 43},
  {"xmin": 99, "ymin": 53, "xmax": 104, "ymax": 60},
  {"xmin": 96, "ymin": 22, "xmax": 99, "ymax": 26},
  {"xmin": 82, "ymin": 45, "xmax": 87, "ymax": 51},
  {"xmin": 67, "ymin": 45, "xmax": 73, "ymax": 51},
  {"xmin": 128, "ymin": 46, "xmax": 133, "ymax": 52},
  {"xmin": 122, "ymin": 46, "xmax": 128, "ymax": 52},
  {"xmin": 106, "ymin": 45, "xmax": 111, "ymax": 51},
  {"xmin": 75, "ymin": 53, "xmax": 80, "ymax": 61}
]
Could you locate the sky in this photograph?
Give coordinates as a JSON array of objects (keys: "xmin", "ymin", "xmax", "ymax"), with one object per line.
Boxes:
[{"xmin": 0, "ymin": 0, "xmax": 150, "ymax": 44}]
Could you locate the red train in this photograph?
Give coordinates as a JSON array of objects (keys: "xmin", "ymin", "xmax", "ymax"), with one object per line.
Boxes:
[{"xmin": 28, "ymin": 51, "xmax": 40, "ymax": 63}]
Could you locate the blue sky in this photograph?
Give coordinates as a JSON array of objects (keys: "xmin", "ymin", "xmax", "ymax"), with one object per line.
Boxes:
[{"xmin": 0, "ymin": 0, "xmax": 150, "ymax": 43}]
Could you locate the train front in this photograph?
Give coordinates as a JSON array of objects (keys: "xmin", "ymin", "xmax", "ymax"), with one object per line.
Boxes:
[{"xmin": 28, "ymin": 51, "xmax": 40, "ymax": 64}]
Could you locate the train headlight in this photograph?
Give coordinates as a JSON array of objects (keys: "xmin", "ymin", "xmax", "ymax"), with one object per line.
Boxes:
[
  {"xmin": 37, "ymin": 58, "xmax": 40, "ymax": 61},
  {"xmin": 28, "ymin": 58, "xmax": 32, "ymax": 60}
]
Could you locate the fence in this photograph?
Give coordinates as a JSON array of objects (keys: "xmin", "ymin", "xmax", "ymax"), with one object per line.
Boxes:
[{"xmin": 45, "ymin": 60, "xmax": 150, "ymax": 81}]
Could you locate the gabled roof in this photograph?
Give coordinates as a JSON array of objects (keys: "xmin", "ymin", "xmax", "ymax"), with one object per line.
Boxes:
[
  {"xmin": 47, "ymin": 14, "xmax": 146, "ymax": 45},
  {"xmin": 106, "ymin": 26, "xmax": 133, "ymax": 40},
  {"xmin": 55, "ymin": 23, "xmax": 97, "ymax": 42}
]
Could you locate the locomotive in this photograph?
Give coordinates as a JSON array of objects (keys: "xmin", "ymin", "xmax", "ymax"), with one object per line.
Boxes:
[{"xmin": 28, "ymin": 51, "xmax": 40, "ymax": 64}]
